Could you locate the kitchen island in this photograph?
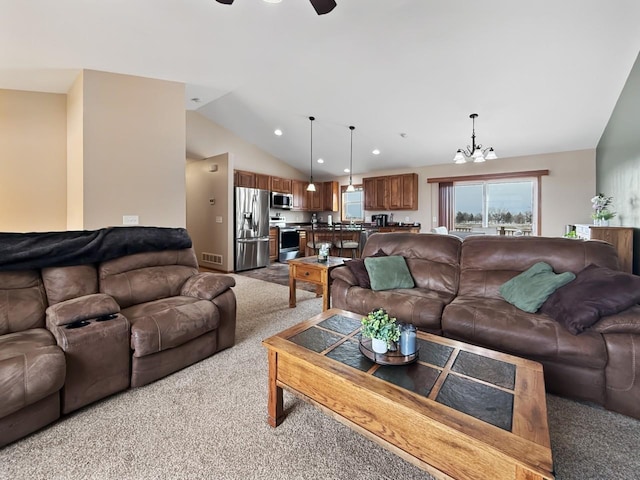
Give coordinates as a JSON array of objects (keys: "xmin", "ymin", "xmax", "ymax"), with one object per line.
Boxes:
[{"xmin": 295, "ymin": 223, "xmax": 421, "ymax": 258}]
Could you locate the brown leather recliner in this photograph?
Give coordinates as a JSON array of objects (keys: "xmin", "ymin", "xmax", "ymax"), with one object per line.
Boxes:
[
  {"xmin": 98, "ymin": 248, "xmax": 236, "ymax": 387},
  {"xmin": 442, "ymin": 235, "xmax": 639, "ymax": 418},
  {"xmin": 330, "ymin": 232, "xmax": 640, "ymax": 419},
  {"xmin": 0, "ymin": 270, "xmax": 66, "ymax": 448},
  {"xmin": 331, "ymin": 233, "xmax": 462, "ymax": 333}
]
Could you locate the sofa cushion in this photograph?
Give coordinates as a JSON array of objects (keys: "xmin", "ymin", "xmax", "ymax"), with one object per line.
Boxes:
[
  {"xmin": 499, "ymin": 262, "xmax": 575, "ymax": 313},
  {"xmin": 540, "ymin": 264, "xmax": 640, "ymax": 335},
  {"xmin": 99, "ymin": 249, "xmax": 199, "ymax": 308},
  {"xmin": 41, "ymin": 264, "xmax": 98, "ymax": 305},
  {"xmin": 442, "ymin": 297, "xmax": 607, "ymax": 369},
  {"xmin": 365, "ymin": 255, "xmax": 415, "ymax": 291},
  {"xmin": 122, "ymin": 296, "xmax": 219, "ymax": 357},
  {"xmin": 0, "ymin": 270, "xmax": 47, "ymax": 335},
  {"xmin": 0, "ymin": 328, "xmax": 66, "ymax": 418},
  {"xmin": 337, "ymin": 286, "xmax": 454, "ymax": 333},
  {"xmin": 343, "ymin": 249, "xmax": 387, "ymax": 288}
]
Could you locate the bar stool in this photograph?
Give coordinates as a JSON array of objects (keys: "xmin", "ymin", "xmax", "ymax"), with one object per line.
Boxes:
[
  {"xmin": 333, "ymin": 223, "xmax": 362, "ymax": 258},
  {"xmin": 307, "ymin": 222, "xmax": 332, "ymax": 256}
]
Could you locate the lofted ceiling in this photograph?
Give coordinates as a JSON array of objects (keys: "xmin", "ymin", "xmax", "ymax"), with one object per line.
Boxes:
[{"xmin": 2, "ymin": 0, "xmax": 640, "ymax": 178}]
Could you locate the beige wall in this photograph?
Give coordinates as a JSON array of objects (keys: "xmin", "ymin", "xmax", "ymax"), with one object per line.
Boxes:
[
  {"xmin": 80, "ymin": 70, "xmax": 186, "ymax": 229},
  {"xmin": 186, "ymin": 154, "xmax": 233, "ymax": 272},
  {"xmin": 337, "ymin": 149, "xmax": 596, "ymax": 236},
  {"xmin": 66, "ymin": 74, "xmax": 84, "ymax": 229},
  {"xmin": 186, "ymin": 111, "xmax": 309, "ymax": 270},
  {"xmin": 186, "ymin": 111, "xmax": 306, "ymax": 179},
  {"xmin": 0, "ymin": 89, "xmax": 67, "ymax": 232}
]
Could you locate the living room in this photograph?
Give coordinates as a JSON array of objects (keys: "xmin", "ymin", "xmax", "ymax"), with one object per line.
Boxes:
[{"xmin": 1, "ymin": 2, "xmax": 640, "ymax": 479}]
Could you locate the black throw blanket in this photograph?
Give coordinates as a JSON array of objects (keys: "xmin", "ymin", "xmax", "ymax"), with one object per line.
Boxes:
[{"xmin": 0, "ymin": 226, "xmax": 192, "ymax": 271}]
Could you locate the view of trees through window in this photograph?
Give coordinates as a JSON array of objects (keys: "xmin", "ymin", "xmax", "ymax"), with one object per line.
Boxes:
[
  {"xmin": 454, "ymin": 180, "xmax": 535, "ymax": 234},
  {"xmin": 341, "ymin": 186, "xmax": 364, "ymax": 222}
]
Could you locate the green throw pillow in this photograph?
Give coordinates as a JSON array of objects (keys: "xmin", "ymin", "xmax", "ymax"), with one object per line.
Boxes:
[
  {"xmin": 364, "ymin": 255, "xmax": 415, "ymax": 291},
  {"xmin": 499, "ymin": 262, "xmax": 576, "ymax": 313}
]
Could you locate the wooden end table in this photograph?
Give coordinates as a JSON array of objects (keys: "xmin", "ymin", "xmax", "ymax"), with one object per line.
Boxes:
[{"xmin": 288, "ymin": 256, "xmax": 348, "ymax": 312}]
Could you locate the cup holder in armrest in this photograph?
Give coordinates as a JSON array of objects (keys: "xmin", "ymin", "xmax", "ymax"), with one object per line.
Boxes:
[
  {"xmin": 65, "ymin": 320, "xmax": 90, "ymax": 329},
  {"xmin": 96, "ymin": 313, "xmax": 118, "ymax": 322}
]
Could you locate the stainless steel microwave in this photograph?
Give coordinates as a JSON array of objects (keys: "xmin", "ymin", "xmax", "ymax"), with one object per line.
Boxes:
[{"xmin": 271, "ymin": 192, "xmax": 293, "ymax": 209}]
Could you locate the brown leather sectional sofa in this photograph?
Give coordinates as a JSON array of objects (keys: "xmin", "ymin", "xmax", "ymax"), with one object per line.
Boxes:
[
  {"xmin": 331, "ymin": 232, "xmax": 640, "ymax": 419},
  {"xmin": 0, "ymin": 228, "xmax": 236, "ymax": 447}
]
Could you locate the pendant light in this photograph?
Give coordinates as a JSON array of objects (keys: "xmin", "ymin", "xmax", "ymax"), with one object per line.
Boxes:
[
  {"xmin": 306, "ymin": 116, "xmax": 316, "ymax": 192},
  {"xmin": 346, "ymin": 125, "xmax": 356, "ymax": 192}
]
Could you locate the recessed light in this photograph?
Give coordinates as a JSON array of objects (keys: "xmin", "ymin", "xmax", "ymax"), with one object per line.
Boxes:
[
  {"xmin": 317, "ymin": 158, "xmax": 324, "ymax": 164},
  {"xmin": 274, "ymin": 129, "xmax": 283, "ymax": 136},
  {"xmin": 344, "ymin": 168, "xmax": 350, "ymax": 173},
  {"xmin": 263, "ymin": 0, "xmax": 282, "ymax": 3},
  {"xmin": 372, "ymin": 149, "xmax": 380, "ymax": 155}
]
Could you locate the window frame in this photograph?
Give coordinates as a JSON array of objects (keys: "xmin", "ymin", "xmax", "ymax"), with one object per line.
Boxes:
[
  {"xmin": 428, "ymin": 170, "xmax": 548, "ymax": 235},
  {"xmin": 340, "ymin": 184, "xmax": 364, "ymax": 223}
]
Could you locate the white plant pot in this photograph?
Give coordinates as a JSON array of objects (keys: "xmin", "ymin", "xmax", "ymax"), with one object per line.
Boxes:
[{"xmin": 371, "ymin": 338, "xmax": 388, "ymax": 354}]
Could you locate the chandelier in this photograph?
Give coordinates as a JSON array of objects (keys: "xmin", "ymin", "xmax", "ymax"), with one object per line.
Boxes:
[{"xmin": 453, "ymin": 113, "xmax": 498, "ymax": 164}]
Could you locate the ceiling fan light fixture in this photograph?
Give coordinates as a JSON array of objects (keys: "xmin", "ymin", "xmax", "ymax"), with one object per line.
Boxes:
[
  {"xmin": 453, "ymin": 149, "xmax": 466, "ymax": 164},
  {"xmin": 262, "ymin": 0, "xmax": 282, "ymax": 3}
]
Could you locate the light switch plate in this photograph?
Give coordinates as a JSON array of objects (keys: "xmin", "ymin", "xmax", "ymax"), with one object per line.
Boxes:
[
  {"xmin": 215, "ymin": 216, "xmax": 223, "ymax": 223},
  {"xmin": 123, "ymin": 215, "xmax": 139, "ymax": 225}
]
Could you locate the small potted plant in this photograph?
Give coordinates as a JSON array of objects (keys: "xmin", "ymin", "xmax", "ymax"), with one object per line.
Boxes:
[
  {"xmin": 361, "ymin": 308, "xmax": 401, "ymax": 354},
  {"xmin": 591, "ymin": 193, "xmax": 617, "ymax": 226}
]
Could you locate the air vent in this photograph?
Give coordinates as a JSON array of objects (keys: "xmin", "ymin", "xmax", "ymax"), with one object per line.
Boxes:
[{"xmin": 202, "ymin": 252, "xmax": 223, "ymax": 265}]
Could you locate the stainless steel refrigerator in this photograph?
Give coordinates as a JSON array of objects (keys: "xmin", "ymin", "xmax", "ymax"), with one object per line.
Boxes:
[{"xmin": 234, "ymin": 187, "xmax": 270, "ymax": 271}]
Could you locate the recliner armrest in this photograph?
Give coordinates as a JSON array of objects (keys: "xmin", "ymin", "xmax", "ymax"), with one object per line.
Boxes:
[
  {"xmin": 46, "ymin": 293, "xmax": 120, "ymax": 327},
  {"xmin": 181, "ymin": 273, "xmax": 236, "ymax": 300},
  {"xmin": 331, "ymin": 265, "xmax": 358, "ymax": 286}
]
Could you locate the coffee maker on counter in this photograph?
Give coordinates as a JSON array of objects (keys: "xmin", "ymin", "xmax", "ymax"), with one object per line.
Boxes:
[{"xmin": 371, "ymin": 214, "xmax": 388, "ymax": 227}]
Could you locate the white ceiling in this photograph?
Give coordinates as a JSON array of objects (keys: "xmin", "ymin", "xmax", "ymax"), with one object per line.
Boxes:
[{"xmin": 2, "ymin": 0, "xmax": 640, "ymax": 178}]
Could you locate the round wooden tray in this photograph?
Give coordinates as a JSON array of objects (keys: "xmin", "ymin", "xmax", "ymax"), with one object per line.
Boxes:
[{"xmin": 359, "ymin": 338, "xmax": 419, "ymax": 366}]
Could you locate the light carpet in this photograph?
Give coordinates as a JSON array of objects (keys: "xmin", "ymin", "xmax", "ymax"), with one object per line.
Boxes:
[{"xmin": 1, "ymin": 275, "xmax": 638, "ymax": 480}]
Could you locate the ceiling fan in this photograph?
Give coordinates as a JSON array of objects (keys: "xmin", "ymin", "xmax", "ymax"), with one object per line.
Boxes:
[{"xmin": 215, "ymin": 0, "xmax": 337, "ymax": 16}]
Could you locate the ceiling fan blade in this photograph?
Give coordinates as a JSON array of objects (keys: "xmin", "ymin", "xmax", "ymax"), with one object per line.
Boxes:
[
  {"xmin": 309, "ymin": 0, "xmax": 336, "ymax": 15},
  {"xmin": 215, "ymin": 0, "xmax": 234, "ymax": 4}
]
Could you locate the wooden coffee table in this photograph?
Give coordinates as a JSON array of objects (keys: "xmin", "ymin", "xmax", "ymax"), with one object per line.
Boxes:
[{"xmin": 262, "ymin": 308, "xmax": 554, "ymax": 480}]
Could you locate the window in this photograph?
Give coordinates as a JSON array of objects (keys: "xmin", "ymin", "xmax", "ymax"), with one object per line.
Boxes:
[
  {"xmin": 428, "ymin": 170, "xmax": 547, "ymax": 235},
  {"xmin": 455, "ymin": 179, "xmax": 536, "ymax": 234},
  {"xmin": 341, "ymin": 185, "xmax": 364, "ymax": 222}
]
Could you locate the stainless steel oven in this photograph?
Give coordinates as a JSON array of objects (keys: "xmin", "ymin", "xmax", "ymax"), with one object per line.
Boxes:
[{"xmin": 278, "ymin": 227, "xmax": 300, "ymax": 262}]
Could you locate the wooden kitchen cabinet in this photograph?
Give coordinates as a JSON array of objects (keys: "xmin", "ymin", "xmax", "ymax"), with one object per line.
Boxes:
[
  {"xmin": 388, "ymin": 173, "xmax": 418, "ymax": 210},
  {"xmin": 234, "ymin": 170, "xmax": 255, "ymax": 188},
  {"xmin": 234, "ymin": 170, "xmax": 269, "ymax": 190},
  {"xmin": 322, "ymin": 181, "xmax": 339, "ymax": 212},
  {"xmin": 269, "ymin": 227, "xmax": 279, "ymax": 263},
  {"xmin": 255, "ymin": 173, "xmax": 270, "ymax": 190},
  {"xmin": 270, "ymin": 176, "xmax": 292, "ymax": 194},
  {"xmin": 364, "ymin": 173, "xmax": 418, "ymax": 211},
  {"xmin": 292, "ymin": 180, "xmax": 309, "ymax": 211},
  {"xmin": 308, "ymin": 186, "xmax": 323, "ymax": 211},
  {"xmin": 364, "ymin": 176, "xmax": 389, "ymax": 210}
]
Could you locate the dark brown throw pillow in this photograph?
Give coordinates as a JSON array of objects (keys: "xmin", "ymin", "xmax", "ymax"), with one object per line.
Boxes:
[
  {"xmin": 343, "ymin": 249, "xmax": 387, "ymax": 288},
  {"xmin": 540, "ymin": 264, "xmax": 640, "ymax": 335}
]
